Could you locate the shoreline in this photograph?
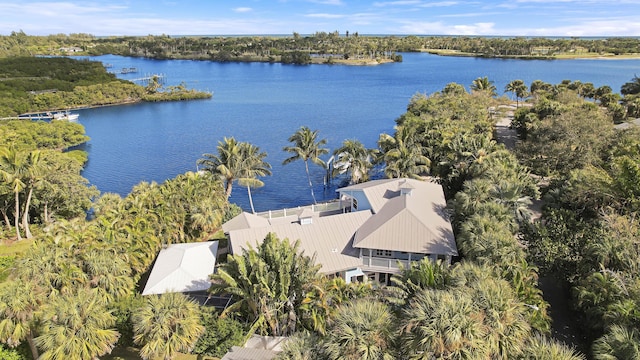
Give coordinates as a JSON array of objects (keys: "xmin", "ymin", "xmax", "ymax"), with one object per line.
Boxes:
[{"xmin": 422, "ymin": 49, "xmax": 640, "ymax": 60}]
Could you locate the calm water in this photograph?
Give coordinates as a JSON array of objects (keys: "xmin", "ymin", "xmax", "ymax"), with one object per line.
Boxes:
[{"xmin": 77, "ymin": 54, "xmax": 640, "ymax": 212}]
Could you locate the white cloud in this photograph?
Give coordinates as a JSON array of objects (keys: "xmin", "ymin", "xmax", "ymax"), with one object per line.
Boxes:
[
  {"xmin": 439, "ymin": 12, "xmax": 503, "ymax": 18},
  {"xmin": 418, "ymin": 1, "xmax": 459, "ymax": 8},
  {"xmin": 305, "ymin": 13, "xmax": 346, "ymax": 19},
  {"xmin": 308, "ymin": 0, "xmax": 344, "ymax": 5},
  {"xmin": 508, "ymin": 18, "xmax": 640, "ymax": 37},
  {"xmin": 373, "ymin": 1, "xmax": 422, "ymax": 6},
  {"xmin": 233, "ymin": 7, "xmax": 252, "ymax": 13},
  {"xmin": 398, "ymin": 21, "xmax": 496, "ymax": 35}
]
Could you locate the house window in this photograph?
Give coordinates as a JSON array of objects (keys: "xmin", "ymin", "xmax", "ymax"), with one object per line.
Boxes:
[
  {"xmin": 379, "ymin": 273, "xmax": 387, "ymax": 285},
  {"xmin": 374, "ymin": 249, "xmax": 393, "ymax": 258},
  {"xmin": 352, "ymin": 197, "xmax": 358, "ymax": 210}
]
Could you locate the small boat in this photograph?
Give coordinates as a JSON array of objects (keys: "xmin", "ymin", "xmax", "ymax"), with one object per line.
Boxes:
[{"xmin": 52, "ymin": 111, "xmax": 79, "ymax": 122}]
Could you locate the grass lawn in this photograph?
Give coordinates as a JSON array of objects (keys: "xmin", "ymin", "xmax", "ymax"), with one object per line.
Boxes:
[
  {"xmin": 0, "ymin": 238, "xmax": 33, "ymax": 256},
  {"xmin": 0, "ymin": 239, "xmax": 34, "ymax": 282}
]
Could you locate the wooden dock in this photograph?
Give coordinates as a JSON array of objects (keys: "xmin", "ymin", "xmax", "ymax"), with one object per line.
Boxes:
[{"xmin": 1, "ymin": 111, "xmax": 76, "ymax": 121}]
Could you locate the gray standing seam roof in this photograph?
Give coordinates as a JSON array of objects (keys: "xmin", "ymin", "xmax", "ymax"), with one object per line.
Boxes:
[{"xmin": 228, "ymin": 211, "xmax": 371, "ymax": 274}]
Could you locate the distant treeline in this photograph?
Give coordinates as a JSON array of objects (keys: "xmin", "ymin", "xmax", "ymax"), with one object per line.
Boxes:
[{"xmin": 1, "ymin": 31, "xmax": 639, "ymax": 63}]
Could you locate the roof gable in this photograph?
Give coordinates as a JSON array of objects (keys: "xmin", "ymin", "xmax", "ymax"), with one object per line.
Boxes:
[
  {"xmin": 352, "ymin": 179, "xmax": 457, "ymax": 256},
  {"xmin": 142, "ymin": 242, "xmax": 218, "ymax": 295},
  {"xmin": 222, "ymin": 212, "xmax": 270, "ymax": 233}
]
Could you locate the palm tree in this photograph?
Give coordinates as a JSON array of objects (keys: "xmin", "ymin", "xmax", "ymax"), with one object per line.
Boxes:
[
  {"xmin": 0, "ymin": 146, "xmax": 29, "ymax": 240},
  {"xmin": 0, "ymin": 280, "xmax": 44, "ymax": 360},
  {"xmin": 400, "ymin": 288, "xmax": 489, "ymax": 359},
  {"xmin": 378, "ymin": 126, "xmax": 430, "ymax": 179},
  {"xmin": 210, "ymin": 233, "xmax": 321, "ymax": 336},
  {"xmin": 198, "ymin": 138, "xmax": 271, "ymax": 212},
  {"xmin": 529, "ymin": 80, "xmax": 554, "ymax": 99},
  {"xmin": 277, "ymin": 332, "xmax": 320, "ymax": 360},
  {"xmin": 81, "ymin": 250, "xmax": 134, "ymax": 303},
  {"xmin": 492, "ymin": 180, "xmax": 534, "ymax": 224},
  {"xmin": 621, "ymin": 75, "xmax": 640, "ymax": 96},
  {"xmin": 388, "ymin": 257, "xmax": 454, "ymax": 305},
  {"xmin": 197, "ymin": 137, "xmax": 243, "ymax": 200},
  {"xmin": 505, "ymin": 80, "xmax": 529, "ymax": 108},
  {"xmin": 470, "ymin": 277, "xmax": 531, "ymax": 359},
  {"xmin": 521, "ymin": 335, "xmax": 585, "ymax": 360},
  {"xmin": 470, "ymin": 76, "xmax": 497, "ymax": 96},
  {"xmin": 36, "ymin": 289, "xmax": 120, "ymax": 360},
  {"xmin": 332, "ymin": 139, "xmax": 376, "ymax": 184},
  {"xmin": 133, "ymin": 292, "xmax": 204, "ymax": 360},
  {"xmin": 283, "ymin": 127, "xmax": 328, "ymax": 204},
  {"xmin": 592, "ymin": 325, "xmax": 640, "ymax": 360},
  {"xmin": 323, "ymin": 300, "xmax": 396, "ymax": 360},
  {"xmin": 20, "ymin": 150, "xmax": 42, "ymax": 239},
  {"xmin": 237, "ymin": 142, "xmax": 272, "ymax": 213}
]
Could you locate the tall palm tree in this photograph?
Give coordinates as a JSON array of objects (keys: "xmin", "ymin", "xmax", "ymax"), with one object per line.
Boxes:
[
  {"xmin": 505, "ymin": 80, "xmax": 529, "ymax": 108},
  {"xmin": 197, "ymin": 137, "xmax": 243, "ymax": 200},
  {"xmin": 20, "ymin": 150, "xmax": 42, "ymax": 239},
  {"xmin": 283, "ymin": 126, "xmax": 328, "ymax": 204},
  {"xmin": 133, "ymin": 292, "xmax": 204, "ymax": 360},
  {"xmin": 378, "ymin": 125, "xmax": 430, "ymax": 179},
  {"xmin": 237, "ymin": 142, "xmax": 272, "ymax": 213},
  {"xmin": 529, "ymin": 80, "xmax": 554, "ymax": 100},
  {"xmin": 0, "ymin": 146, "xmax": 29, "ymax": 240},
  {"xmin": 332, "ymin": 139, "xmax": 376, "ymax": 184},
  {"xmin": 36, "ymin": 289, "xmax": 120, "ymax": 360},
  {"xmin": 323, "ymin": 300, "xmax": 396, "ymax": 360},
  {"xmin": 198, "ymin": 138, "xmax": 272, "ymax": 212},
  {"xmin": 470, "ymin": 76, "xmax": 497, "ymax": 96}
]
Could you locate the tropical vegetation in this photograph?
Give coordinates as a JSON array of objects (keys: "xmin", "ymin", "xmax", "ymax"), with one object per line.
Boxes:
[{"xmin": 2, "ymin": 40, "xmax": 640, "ymax": 358}]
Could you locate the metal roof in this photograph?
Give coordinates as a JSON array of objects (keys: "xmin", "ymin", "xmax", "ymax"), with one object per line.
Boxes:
[
  {"xmin": 226, "ymin": 178, "xmax": 458, "ymax": 272},
  {"xmin": 142, "ymin": 242, "xmax": 218, "ymax": 295},
  {"xmin": 228, "ymin": 211, "xmax": 371, "ymax": 274},
  {"xmin": 353, "ymin": 194, "xmax": 457, "ymax": 255},
  {"xmin": 221, "ymin": 346, "xmax": 279, "ymax": 360},
  {"xmin": 222, "ymin": 212, "xmax": 270, "ymax": 233},
  {"xmin": 338, "ymin": 178, "xmax": 401, "ymax": 213}
]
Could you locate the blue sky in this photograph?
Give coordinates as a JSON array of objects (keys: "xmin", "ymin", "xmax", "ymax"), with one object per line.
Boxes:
[{"xmin": 1, "ymin": 0, "xmax": 639, "ymax": 37}]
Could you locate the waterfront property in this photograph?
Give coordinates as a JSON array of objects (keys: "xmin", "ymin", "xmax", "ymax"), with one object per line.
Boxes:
[{"xmin": 224, "ymin": 178, "xmax": 457, "ymax": 285}]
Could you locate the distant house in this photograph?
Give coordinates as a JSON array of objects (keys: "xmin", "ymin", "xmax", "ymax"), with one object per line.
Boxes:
[
  {"xmin": 142, "ymin": 241, "xmax": 218, "ymax": 298},
  {"xmin": 224, "ymin": 178, "xmax": 457, "ymax": 285},
  {"xmin": 59, "ymin": 46, "xmax": 83, "ymax": 53}
]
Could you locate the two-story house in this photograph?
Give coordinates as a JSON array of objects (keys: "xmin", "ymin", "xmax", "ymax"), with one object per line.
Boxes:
[{"xmin": 223, "ymin": 178, "xmax": 457, "ymax": 285}]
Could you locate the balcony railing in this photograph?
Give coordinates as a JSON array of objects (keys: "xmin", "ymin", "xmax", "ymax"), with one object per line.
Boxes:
[
  {"xmin": 362, "ymin": 256, "xmax": 410, "ymax": 270},
  {"xmin": 255, "ymin": 200, "xmax": 348, "ymax": 220}
]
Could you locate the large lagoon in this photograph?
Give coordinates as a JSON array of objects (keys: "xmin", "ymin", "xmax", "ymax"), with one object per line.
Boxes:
[{"xmin": 78, "ymin": 53, "xmax": 640, "ymax": 212}]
